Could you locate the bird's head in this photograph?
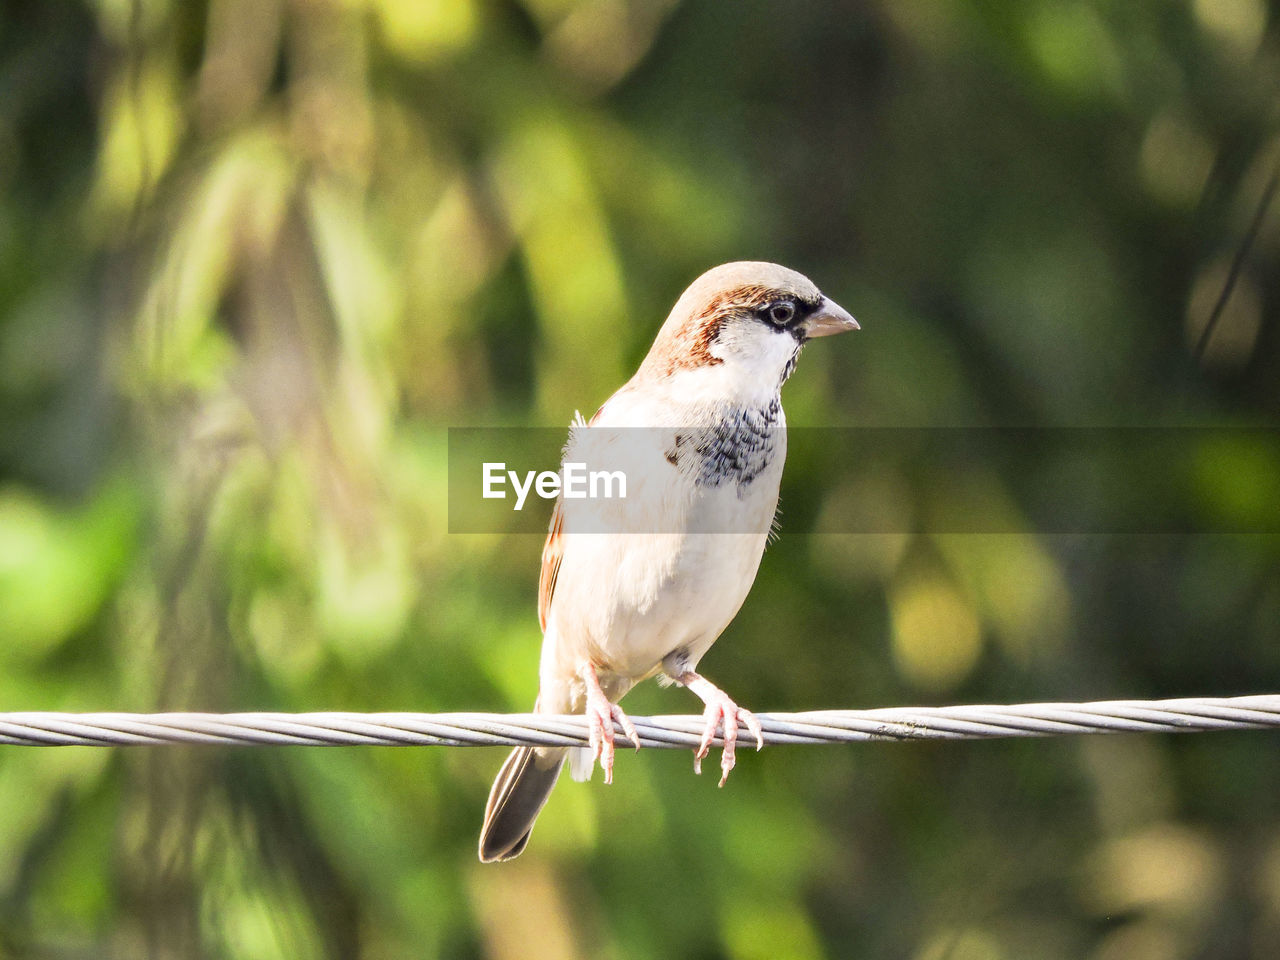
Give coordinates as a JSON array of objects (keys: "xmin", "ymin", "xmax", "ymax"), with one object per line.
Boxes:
[{"xmin": 640, "ymin": 261, "xmax": 858, "ymax": 394}]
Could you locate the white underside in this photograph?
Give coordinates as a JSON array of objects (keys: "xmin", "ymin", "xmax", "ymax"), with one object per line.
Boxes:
[{"xmin": 537, "ymin": 353, "xmax": 790, "ymax": 733}]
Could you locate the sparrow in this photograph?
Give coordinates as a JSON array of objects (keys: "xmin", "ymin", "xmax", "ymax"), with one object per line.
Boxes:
[{"xmin": 479, "ymin": 261, "xmax": 858, "ymax": 862}]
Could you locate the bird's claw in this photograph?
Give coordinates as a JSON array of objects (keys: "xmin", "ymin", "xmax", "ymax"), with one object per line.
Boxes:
[
  {"xmin": 585, "ymin": 685, "xmax": 639, "ymax": 785},
  {"xmin": 692, "ymin": 696, "xmax": 763, "ymax": 787}
]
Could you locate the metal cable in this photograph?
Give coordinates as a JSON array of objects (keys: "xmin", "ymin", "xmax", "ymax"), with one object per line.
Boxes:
[{"xmin": 0, "ymin": 695, "xmax": 1277, "ymax": 748}]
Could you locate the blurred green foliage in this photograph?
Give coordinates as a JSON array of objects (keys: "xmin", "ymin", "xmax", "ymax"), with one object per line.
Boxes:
[{"xmin": 1, "ymin": 0, "xmax": 1278, "ymax": 957}]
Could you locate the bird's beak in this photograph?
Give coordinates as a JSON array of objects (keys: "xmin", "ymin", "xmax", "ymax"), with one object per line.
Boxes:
[{"xmin": 804, "ymin": 297, "xmax": 860, "ymax": 338}]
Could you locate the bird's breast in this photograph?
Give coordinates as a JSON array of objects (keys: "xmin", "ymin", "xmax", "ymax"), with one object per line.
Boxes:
[
  {"xmin": 668, "ymin": 398, "xmax": 784, "ymax": 492},
  {"xmin": 543, "ymin": 398, "xmax": 786, "ymax": 690}
]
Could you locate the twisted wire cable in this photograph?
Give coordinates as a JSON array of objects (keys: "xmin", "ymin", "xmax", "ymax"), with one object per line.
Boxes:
[{"xmin": 0, "ymin": 695, "xmax": 1277, "ymax": 748}]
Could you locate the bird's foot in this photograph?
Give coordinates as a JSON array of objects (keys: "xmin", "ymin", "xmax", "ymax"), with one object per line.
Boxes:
[
  {"xmin": 679, "ymin": 672, "xmax": 764, "ymax": 787},
  {"xmin": 582, "ymin": 663, "xmax": 639, "ymax": 785}
]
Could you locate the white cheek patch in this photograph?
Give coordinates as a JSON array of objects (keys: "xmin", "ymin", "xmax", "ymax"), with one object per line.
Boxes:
[{"xmin": 710, "ymin": 323, "xmax": 801, "ymax": 383}]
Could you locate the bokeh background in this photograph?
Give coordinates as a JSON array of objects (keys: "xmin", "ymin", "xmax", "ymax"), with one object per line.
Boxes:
[{"xmin": 2, "ymin": 1, "xmax": 1279, "ymax": 957}]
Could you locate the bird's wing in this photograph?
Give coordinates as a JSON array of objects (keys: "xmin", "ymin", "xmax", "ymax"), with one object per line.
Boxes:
[
  {"xmin": 537, "ymin": 404, "xmax": 605, "ymax": 632},
  {"xmin": 537, "ymin": 497, "xmax": 564, "ymax": 633}
]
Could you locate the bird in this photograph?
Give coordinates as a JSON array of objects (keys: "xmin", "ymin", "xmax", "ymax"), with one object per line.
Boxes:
[{"xmin": 478, "ymin": 261, "xmax": 858, "ymax": 862}]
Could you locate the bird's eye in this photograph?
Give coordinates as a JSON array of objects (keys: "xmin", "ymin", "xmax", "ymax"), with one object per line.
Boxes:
[{"xmin": 766, "ymin": 301, "xmax": 796, "ymax": 327}]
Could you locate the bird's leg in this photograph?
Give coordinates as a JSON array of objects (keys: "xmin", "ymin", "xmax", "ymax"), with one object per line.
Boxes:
[
  {"xmin": 676, "ymin": 671, "xmax": 765, "ymax": 787},
  {"xmin": 581, "ymin": 662, "xmax": 639, "ymax": 785}
]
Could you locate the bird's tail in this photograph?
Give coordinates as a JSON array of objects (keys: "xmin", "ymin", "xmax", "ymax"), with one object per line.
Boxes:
[{"xmin": 478, "ymin": 746, "xmax": 566, "ymax": 862}]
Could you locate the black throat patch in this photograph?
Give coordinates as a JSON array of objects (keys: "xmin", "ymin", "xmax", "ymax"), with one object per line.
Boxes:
[{"xmin": 666, "ymin": 398, "xmax": 783, "ymax": 492}]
